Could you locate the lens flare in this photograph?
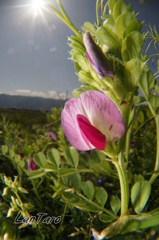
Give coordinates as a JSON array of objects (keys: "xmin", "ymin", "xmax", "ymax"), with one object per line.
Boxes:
[
  {"xmin": 31, "ymin": 0, "xmax": 45, "ymax": 16},
  {"xmin": 32, "ymin": 0, "xmax": 44, "ymax": 9}
]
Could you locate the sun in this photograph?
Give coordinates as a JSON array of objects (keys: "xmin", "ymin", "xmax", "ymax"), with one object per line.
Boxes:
[
  {"xmin": 31, "ymin": 0, "xmax": 44, "ymax": 10},
  {"xmin": 31, "ymin": 0, "xmax": 45, "ymax": 16}
]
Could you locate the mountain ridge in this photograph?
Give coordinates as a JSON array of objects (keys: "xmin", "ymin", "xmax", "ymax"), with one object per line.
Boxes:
[{"xmin": 0, "ymin": 93, "xmax": 65, "ymax": 111}]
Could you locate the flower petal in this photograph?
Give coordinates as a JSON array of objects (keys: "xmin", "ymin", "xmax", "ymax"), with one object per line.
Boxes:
[
  {"xmin": 83, "ymin": 32, "xmax": 115, "ymax": 77},
  {"xmin": 77, "ymin": 114, "xmax": 106, "ymax": 150},
  {"xmin": 46, "ymin": 131, "xmax": 57, "ymax": 140},
  {"xmin": 61, "ymin": 98, "xmax": 95, "ymax": 151},
  {"xmin": 80, "ymin": 91, "xmax": 125, "ymax": 143}
]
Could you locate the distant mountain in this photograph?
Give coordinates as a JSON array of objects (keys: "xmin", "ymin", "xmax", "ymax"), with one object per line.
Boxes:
[{"xmin": 0, "ymin": 94, "xmax": 65, "ymax": 111}]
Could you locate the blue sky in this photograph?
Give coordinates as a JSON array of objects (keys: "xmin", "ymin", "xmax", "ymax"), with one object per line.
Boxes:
[{"xmin": 0, "ymin": 0, "xmax": 159, "ymax": 100}]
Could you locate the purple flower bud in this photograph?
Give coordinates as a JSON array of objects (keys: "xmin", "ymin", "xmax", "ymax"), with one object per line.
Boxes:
[
  {"xmin": 28, "ymin": 158, "xmax": 37, "ymax": 171},
  {"xmin": 83, "ymin": 32, "xmax": 115, "ymax": 78},
  {"xmin": 46, "ymin": 131, "xmax": 57, "ymax": 140}
]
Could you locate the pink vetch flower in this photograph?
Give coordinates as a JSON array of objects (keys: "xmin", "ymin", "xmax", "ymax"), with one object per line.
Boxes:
[
  {"xmin": 28, "ymin": 158, "xmax": 37, "ymax": 172},
  {"xmin": 83, "ymin": 32, "xmax": 115, "ymax": 79},
  {"xmin": 20, "ymin": 153, "xmax": 24, "ymax": 159},
  {"xmin": 130, "ymin": 139, "xmax": 136, "ymax": 147},
  {"xmin": 46, "ymin": 131, "xmax": 57, "ymax": 141},
  {"xmin": 61, "ymin": 90, "xmax": 125, "ymax": 151}
]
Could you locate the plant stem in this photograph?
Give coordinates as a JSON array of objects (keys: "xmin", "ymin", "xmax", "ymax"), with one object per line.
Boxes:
[
  {"xmin": 113, "ymin": 154, "xmax": 129, "ymax": 217},
  {"xmin": 48, "ymin": 3, "xmax": 82, "ymax": 39},
  {"xmin": 96, "ymin": 0, "xmax": 100, "ymax": 26},
  {"xmin": 133, "ymin": 116, "xmax": 154, "ymax": 135},
  {"xmin": 60, "ymin": 202, "xmax": 67, "ymax": 229},
  {"xmin": 125, "ymin": 128, "xmax": 131, "ymax": 166},
  {"xmin": 76, "ymin": 192, "xmax": 117, "ymax": 219},
  {"xmin": 149, "ymin": 115, "xmax": 159, "ymax": 184}
]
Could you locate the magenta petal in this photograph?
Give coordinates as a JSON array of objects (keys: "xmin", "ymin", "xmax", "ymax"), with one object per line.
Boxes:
[
  {"xmin": 80, "ymin": 91, "xmax": 125, "ymax": 143},
  {"xmin": 28, "ymin": 158, "xmax": 37, "ymax": 172},
  {"xmin": 77, "ymin": 114, "xmax": 106, "ymax": 150},
  {"xmin": 61, "ymin": 98, "xmax": 94, "ymax": 151}
]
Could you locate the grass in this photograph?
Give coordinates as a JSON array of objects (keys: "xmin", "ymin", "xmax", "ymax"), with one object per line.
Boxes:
[{"xmin": 0, "ymin": 108, "xmax": 47, "ymax": 129}]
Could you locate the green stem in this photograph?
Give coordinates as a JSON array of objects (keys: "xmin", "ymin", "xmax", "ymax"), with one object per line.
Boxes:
[
  {"xmin": 133, "ymin": 116, "xmax": 154, "ymax": 135},
  {"xmin": 125, "ymin": 128, "xmax": 131, "ymax": 166},
  {"xmin": 48, "ymin": 4, "xmax": 82, "ymax": 39},
  {"xmin": 113, "ymin": 154, "xmax": 129, "ymax": 217},
  {"xmin": 76, "ymin": 192, "xmax": 117, "ymax": 219},
  {"xmin": 96, "ymin": 0, "xmax": 100, "ymax": 26},
  {"xmin": 60, "ymin": 202, "xmax": 67, "ymax": 229},
  {"xmin": 138, "ymin": 83, "xmax": 156, "ymax": 118},
  {"xmin": 149, "ymin": 115, "xmax": 159, "ymax": 184}
]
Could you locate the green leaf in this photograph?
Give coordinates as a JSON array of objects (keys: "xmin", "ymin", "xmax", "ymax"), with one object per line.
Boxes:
[
  {"xmin": 140, "ymin": 213, "xmax": 159, "ymax": 229},
  {"xmin": 79, "ymin": 152, "xmax": 92, "ymax": 168},
  {"xmin": 128, "ymin": 107, "xmax": 135, "ymax": 128},
  {"xmin": 72, "ymin": 84, "xmax": 98, "ymax": 98},
  {"xmin": 122, "ymin": 32, "xmax": 144, "ymax": 62},
  {"xmin": 148, "ymin": 70, "xmax": 155, "ymax": 90},
  {"xmin": 115, "ymin": 12, "xmax": 135, "ymax": 40},
  {"xmin": 91, "ymin": 161, "xmax": 107, "ymax": 174},
  {"xmin": 1, "ymin": 145, "xmax": 8, "ymax": 155},
  {"xmin": 70, "ymin": 173, "xmax": 81, "ymax": 191},
  {"xmin": 44, "ymin": 163, "xmax": 58, "ymax": 172},
  {"xmin": 62, "ymin": 192, "xmax": 78, "ymax": 201},
  {"xmin": 99, "ymin": 213, "xmax": 115, "ymax": 223},
  {"xmin": 95, "ymin": 187, "xmax": 108, "ymax": 206},
  {"xmin": 59, "ymin": 168, "xmax": 77, "ymax": 176},
  {"xmin": 78, "ymin": 70, "xmax": 101, "ymax": 89},
  {"xmin": 103, "ymin": 18, "xmax": 116, "ymax": 36},
  {"xmin": 47, "ymin": 148, "xmax": 60, "ymax": 167},
  {"xmin": 74, "ymin": 62, "xmax": 81, "ymax": 72},
  {"xmin": 73, "ymin": 199, "xmax": 101, "ymax": 212},
  {"xmin": 113, "ymin": 0, "xmax": 131, "ymax": 20},
  {"xmin": 18, "ymin": 187, "xmax": 28, "ymax": 194},
  {"xmin": 68, "ymin": 35, "xmax": 85, "ymax": 53},
  {"xmin": 34, "ymin": 152, "xmax": 46, "ymax": 167},
  {"xmin": 64, "ymin": 147, "xmax": 79, "ymax": 168},
  {"xmin": 110, "ymin": 195, "xmax": 121, "ymax": 214},
  {"xmin": 96, "ymin": 26, "xmax": 120, "ymax": 49},
  {"xmin": 100, "ymin": 160, "xmax": 113, "ymax": 173},
  {"xmin": 123, "ymin": 19, "xmax": 142, "ymax": 38},
  {"xmin": 140, "ymin": 71, "xmax": 150, "ymax": 96},
  {"xmin": 28, "ymin": 169, "xmax": 46, "ymax": 179},
  {"xmin": 134, "ymin": 96, "xmax": 145, "ymax": 105},
  {"xmin": 69, "ymin": 42, "xmax": 86, "ymax": 54},
  {"xmin": 131, "ymin": 180, "xmax": 151, "ymax": 214},
  {"xmin": 148, "ymin": 95, "xmax": 159, "ymax": 111},
  {"xmin": 71, "ymin": 50, "xmax": 89, "ymax": 72},
  {"xmin": 121, "ymin": 219, "xmax": 141, "ymax": 234},
  {"xmin": 9, "ymin": 149, "xmax": 15, "ymax": 158},
  {"xmin": 137, "ymin": 111, "xmax": 144, "ymax": 123},
  {"xmin": 124, "ymin": 58, "xmax": 146, "ymax": 91},
  {"xmin": 91, "ymin": 149, "xmax": 105, "ymax": 163},
  {"xmin": 108, "ymin": 0, "xmax": 119, "ymax": 15},
  {"xmin": 81, "ymin": 21, "xmax": 96, "ymax": 35},
  {"xmin": 81, "ymin": 180, "xmax": 95, "ymax": 200}
]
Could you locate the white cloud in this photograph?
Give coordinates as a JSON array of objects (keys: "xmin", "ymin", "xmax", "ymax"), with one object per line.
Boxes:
[
  {"xmin": 48, "ymin": 91, "xmax": 59, "ymax": 99},
  {"xmin": 48, "ymin": 91, "xmax": 69, "ymax": 100},
  {"xmin": 16, "ymin": 89, "xmax": 31, "ymax": 94},
  {"xmin": 31, "ymin": 91, "xmax": 46, "ymax": 98}
]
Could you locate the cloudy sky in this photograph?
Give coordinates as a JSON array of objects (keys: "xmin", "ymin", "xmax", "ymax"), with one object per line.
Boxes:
[{"xmin": 0, "ymin": 0, "xmax": 159, "ymax": 100}]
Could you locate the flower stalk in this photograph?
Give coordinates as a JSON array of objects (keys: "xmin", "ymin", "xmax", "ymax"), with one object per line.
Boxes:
[
  {"xmin": 48, "ymin": 1, "xmax": 82, "ymax": 39},
  {"xmin": 113, "ymin": 153, "xmax": 129, "ymax": 217},
  {"xmin": 149, "ymin": 115, "xmax": 159, "ymax": 184}
]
